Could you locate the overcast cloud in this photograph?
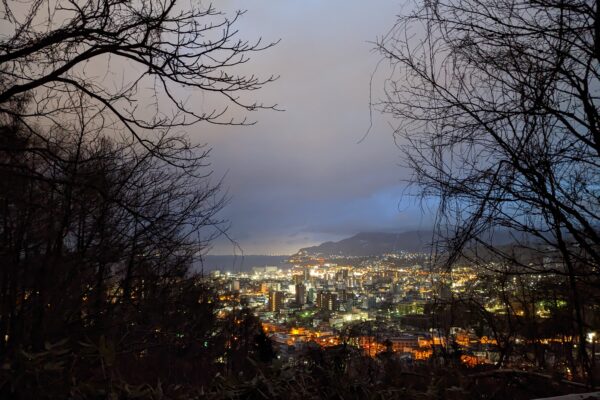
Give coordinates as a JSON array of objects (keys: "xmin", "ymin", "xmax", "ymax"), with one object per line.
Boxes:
[{"xmin": 193, "ymin": 1, "xmax": 432, "ymax": 254}]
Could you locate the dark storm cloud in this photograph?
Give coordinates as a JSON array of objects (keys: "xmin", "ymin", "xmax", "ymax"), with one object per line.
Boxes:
[{"xmin": 191, "ymin": 1, "xmax": 431, "ymax": 254}]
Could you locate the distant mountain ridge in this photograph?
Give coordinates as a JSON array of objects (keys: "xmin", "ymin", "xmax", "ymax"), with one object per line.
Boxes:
[
  {"xmin": 298, "ymin": 231, "xmax": 434, "ymax": 257},
  {"xmin": 298, "ymin": 230, "xmax": 540, "ymax": 257}
]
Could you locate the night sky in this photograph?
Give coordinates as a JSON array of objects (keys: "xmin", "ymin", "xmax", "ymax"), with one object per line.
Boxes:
[{"xmin": 197, "ymin": 1, "xmax": 433, "ymax": 255}]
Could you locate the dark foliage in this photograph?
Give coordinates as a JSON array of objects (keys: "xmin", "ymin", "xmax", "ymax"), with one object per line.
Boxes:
[{"xmin": 376, "ymin": 0, "xmax": 600, "ymax": 385}]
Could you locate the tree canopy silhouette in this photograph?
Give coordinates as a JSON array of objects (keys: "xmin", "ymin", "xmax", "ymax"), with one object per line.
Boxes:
[{"xmin": 377, "ymin": 0, "xmax": 600, "ymax": 384}]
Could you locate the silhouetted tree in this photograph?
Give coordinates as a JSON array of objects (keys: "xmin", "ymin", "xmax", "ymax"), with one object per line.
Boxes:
[
  {"xmin": 377, "ymin": 0, "xmax": 600, "ymax": 384},
  {"xmin": 0, "ymin": 1, "xmax": 277, "ymax": 397},
  {"xmin": 0, "ymin": 0, "xmax": 278, "ymax": 167}
]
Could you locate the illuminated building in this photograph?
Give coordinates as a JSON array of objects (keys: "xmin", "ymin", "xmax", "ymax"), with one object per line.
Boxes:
[
  {"xmin": 307, "ymin": 288, "xmax": 316, "ymax": 303},
  {"xmin": 316, "ymin": 291, "xmax": 338, "ymax": 311},
  {"xmin": 260, "ymin": 283, "xmax": 269, "ymax": 294},
  {"xmin": 303, "ymin": 266, "xmax": 310, "ymax": 281},
  {"xmin": 269, "ymin": 291, "xmax": 284, "ymax": 312},
  {"xmin": 295, "ymin": 283, "xmax": 306, "ymax": 305}
]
